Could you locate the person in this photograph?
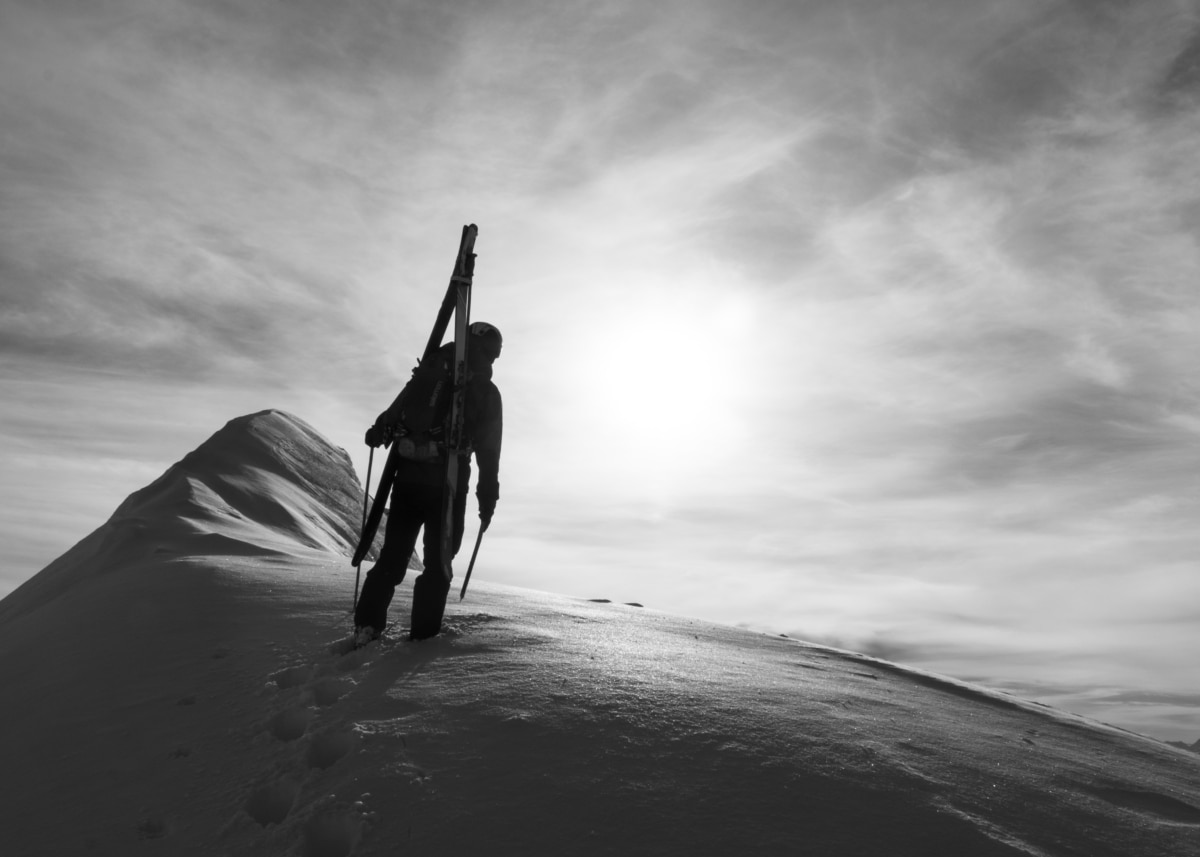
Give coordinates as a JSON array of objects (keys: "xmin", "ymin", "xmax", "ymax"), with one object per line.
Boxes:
[{"xmin": 354, "ymin": 321, "xmax": 503, "ymax": 641}]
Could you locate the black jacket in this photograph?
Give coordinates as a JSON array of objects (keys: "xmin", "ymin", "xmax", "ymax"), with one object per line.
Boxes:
[{"xmin": 378, "ymin": 342, "xmax": 502, "ymax": 516}]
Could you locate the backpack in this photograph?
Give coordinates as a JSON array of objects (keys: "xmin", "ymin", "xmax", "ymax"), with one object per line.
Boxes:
[{"xmin": 393, "ymin": 345, "xmax": 454, "ymax": 461}]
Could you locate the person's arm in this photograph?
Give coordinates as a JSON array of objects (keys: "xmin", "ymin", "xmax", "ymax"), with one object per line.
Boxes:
[
  {"xmin": 365, "ymin": 384, "xmax": 410, "ymax": 446},
  {"xmin": 365, "ymin": 356, "xmax": 429, "ymax": 446},
  {"xmin": 473, "ymin": 384, "xmax": 503, "ymax": 528}
]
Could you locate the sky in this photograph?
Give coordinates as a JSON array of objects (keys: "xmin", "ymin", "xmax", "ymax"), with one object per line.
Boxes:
[{"xmin": 2, "ymin": 0, "xmax": 1200, "ymax": 738}]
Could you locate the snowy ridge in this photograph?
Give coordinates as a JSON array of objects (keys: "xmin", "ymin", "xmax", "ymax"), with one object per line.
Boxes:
[
  {"xmin": 1, "ymin": 412, "xmax": 1198, "ymax": 856},
  {"xmin": 0, "ymin": 410, "xmax": 369, "ymax": 624},
  {"xmin": 112, "ymin": 408, "xmax": 366, "ymax": 557}
]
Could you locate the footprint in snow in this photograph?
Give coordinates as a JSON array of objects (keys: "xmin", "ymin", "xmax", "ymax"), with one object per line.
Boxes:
[
  {"xmin": 306, "ymin": 728, "xmax": 357, "ymax": 770},
  {"xmin": 310, "ymin": 677, "xmax": 353, "ymax": 707},
  {"xmin": 267, "ymin": 707, "xmax": 313, "ymax": 742},
  {"xmin": 244, "ymin": 778, "xmax": 299, "ymax": 826}
]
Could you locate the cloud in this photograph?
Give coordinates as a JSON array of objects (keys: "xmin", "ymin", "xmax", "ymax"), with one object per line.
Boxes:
[{"xmin": 0, "ymin": 3, "xmax": 434, "ymax": 390}]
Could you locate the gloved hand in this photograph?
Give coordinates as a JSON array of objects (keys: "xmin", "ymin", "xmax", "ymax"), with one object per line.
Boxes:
[
  {"xmin": 479, "ymin": 500, "xmax": 495, "ymax": 533},
  {"xmin": 364, "ymin": 423, "xmax": 390, "ymax": 448}
]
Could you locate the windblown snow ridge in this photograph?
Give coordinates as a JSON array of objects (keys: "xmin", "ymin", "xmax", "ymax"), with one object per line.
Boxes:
[
  {"xmin": 0, "ymin": 410, "xmax": 365, "ymax": 623},
  {"xmin": 118, "ymin": 409, "xmax": 364, "ymax": 554}
]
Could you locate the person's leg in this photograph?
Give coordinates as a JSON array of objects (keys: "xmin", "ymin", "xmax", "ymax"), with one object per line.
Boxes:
[
  {"xmin": 354, "ymin": 486, "xmax": 422, "ymax": 632},
  {"xmin": 410, "ymin": 484, "xmax": 453, "ymax": 639}
]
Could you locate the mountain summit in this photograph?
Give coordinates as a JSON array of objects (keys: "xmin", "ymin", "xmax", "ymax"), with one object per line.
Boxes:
[
  {"xmin": 0, "ymin": 410, "xmax": 367, "ymax": 625},
  {"xmin": 1, "ymin": 411, "xmax": 1198, "ymax": 856}
]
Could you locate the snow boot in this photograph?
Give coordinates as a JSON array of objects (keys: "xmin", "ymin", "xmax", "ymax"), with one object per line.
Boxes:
[
  {"xmin": 353, "ymin": 626, "xmax": 381, "ymax": 648},
  {"xmin": 410, "ymin": 574, "xmax": 451, "ymax": 640}
]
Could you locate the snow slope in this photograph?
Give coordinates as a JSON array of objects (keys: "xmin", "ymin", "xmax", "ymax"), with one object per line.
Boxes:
[{"xmin": 1, "ymin": 411, "xmax": 1197, "ymax": 857}]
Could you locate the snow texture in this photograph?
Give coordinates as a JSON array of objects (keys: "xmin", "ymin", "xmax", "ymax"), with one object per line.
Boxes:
[{"xmin": 1, "ymin": 410, "xmax": 1198, "ymax": 856}]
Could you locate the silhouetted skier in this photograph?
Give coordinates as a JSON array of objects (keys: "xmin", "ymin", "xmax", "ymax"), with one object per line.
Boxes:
[{"xmin": 354, "ymin": 322, "xmax": 503, "ymax": 641}]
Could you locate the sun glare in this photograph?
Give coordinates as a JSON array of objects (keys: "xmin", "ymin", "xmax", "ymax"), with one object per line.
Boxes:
[{"xmin": 565, "ymin": 290, "xmax": 760, "ymax": 497}]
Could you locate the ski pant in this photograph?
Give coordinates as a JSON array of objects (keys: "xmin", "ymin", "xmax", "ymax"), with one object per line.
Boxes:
[{"xmin": 353, "ymin": 477, "xmax": 467, "ymax": 634}]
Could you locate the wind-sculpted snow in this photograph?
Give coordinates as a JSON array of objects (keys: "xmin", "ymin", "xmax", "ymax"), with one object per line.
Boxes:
[
  {"xmin": 117, "ymin": 408, "xmax": 366, "ymax": 555},
  {"xmin": 1, "ymin": 411, "xmax": 1197, "ymax": 855},
  {"xmin": 0, "ymin": 410, "xmax": 371, "ymax": 623}
]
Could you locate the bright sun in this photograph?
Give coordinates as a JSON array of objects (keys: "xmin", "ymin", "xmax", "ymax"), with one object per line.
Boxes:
[{"xmin": 564, "ymin": 291, "xmax": 760, "ymax": 498}]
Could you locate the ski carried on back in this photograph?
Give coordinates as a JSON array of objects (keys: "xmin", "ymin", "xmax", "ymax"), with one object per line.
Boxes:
[
  {"xmin": 351, "ymin": 225, "xmax": 478, "ymax": 571},
  {"xmin": 410, "ymin": 227, "xmax": 475, "ymax": 638}
]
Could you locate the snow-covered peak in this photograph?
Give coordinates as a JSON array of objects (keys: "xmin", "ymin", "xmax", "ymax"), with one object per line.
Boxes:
[
  {"xmin": 0, "ymin": 410, "xmax": 365, "ymax": 624},
  {"xmin": 113, "ymin": 408, "xmax": 365, "ymax": 554}
]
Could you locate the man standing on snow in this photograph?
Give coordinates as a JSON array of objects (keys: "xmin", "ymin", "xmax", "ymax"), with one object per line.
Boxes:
[{"xmin": 354, "ymin": 321, "xmax": 503, "ymax": 642}]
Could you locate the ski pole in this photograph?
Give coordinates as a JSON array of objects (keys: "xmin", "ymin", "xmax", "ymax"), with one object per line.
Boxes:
[
  {"xmin": 458, "ymin": 526, "xmax": 485, "ymax": 601},
  {"xmin": 353, "ymin": 446, "xmax": 374, "ymax": 612}
]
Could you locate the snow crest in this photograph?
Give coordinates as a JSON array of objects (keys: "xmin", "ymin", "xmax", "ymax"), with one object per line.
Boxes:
[{"xmin": 0, "ymin": 410, "xmax": 367, "ymax": 623}]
